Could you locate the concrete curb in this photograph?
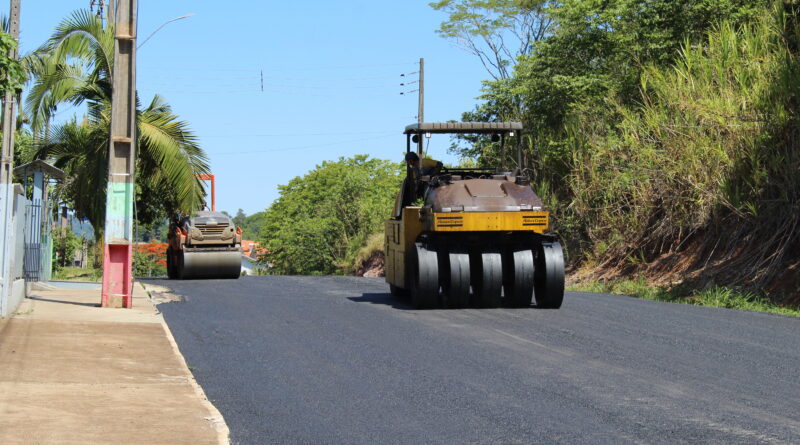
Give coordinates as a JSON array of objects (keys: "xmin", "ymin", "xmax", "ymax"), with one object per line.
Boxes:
[{"xmin": 140, "ymin": 281, "xmax": 230, "ymax": 445}]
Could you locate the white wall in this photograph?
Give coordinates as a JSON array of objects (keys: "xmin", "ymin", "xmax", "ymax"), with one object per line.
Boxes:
[{"xmin": 1, "ymin": 185, "xmax": 28, "ymax": 317}]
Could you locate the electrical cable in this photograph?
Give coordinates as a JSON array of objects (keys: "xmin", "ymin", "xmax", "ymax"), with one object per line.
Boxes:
[
  {"xmin": 137, "ymin": 87, "xmax": 409, "ymax": 97},
  {"xmin": 138, "ymin": 61, "xmax": 417, "ymax": 72},
  {"xmin": 206, "ymin": 134, "xmax": 396, "ymax": 155},
  {"xmin": 201, "ymin": 130, "xmax": 395, "ymax": 138}
]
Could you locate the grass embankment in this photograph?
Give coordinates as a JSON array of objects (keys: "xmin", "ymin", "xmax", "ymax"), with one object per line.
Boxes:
[
  {"xmin": 351, "ymin": 233, "xmax": 384, "ymax": 276},
  {"xmin": 545, "ymin": 7, "xmax": 800, "ymax": 306},
  {"xmin": 569, "ymin": 278, "xmax": 800, "ymax": 317},
  {"xmin": 52, "ymin": 267, "xmax": 102, "ymax": 282}
]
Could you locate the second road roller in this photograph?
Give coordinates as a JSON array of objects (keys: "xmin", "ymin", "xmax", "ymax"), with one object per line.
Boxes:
[
  {"xmin": 166, "ymin": 210, "xmax": 242, "ymax": 279},
  {"xmin": 384, "ymin": 122, "xmax": 565, "ymax": 309}
]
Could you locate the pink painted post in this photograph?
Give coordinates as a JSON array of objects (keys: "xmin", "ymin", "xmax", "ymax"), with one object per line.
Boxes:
[{"xmin": 101, "ymin": 244, "xmax": 133, "ymax": 308}]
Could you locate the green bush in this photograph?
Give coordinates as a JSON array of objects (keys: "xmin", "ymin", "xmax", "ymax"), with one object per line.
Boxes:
[
  {"xmin": 52, "ymin": 228, "xmax": 82, "ymax": 272},
  {"xmin": 258, "ymin": 155, "xmax": 402, "ymax": 275}
]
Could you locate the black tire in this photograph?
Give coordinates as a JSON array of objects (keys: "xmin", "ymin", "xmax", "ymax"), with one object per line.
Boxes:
[
  {"xmin": 472, "ymin": 250, "xmax": 502, "ymax": 308},
  {"xmin": 176, "ymin": 250, "xmax": 186, "ymax": 280},
  {"xmin": 504, "ymin": 248, "xmax": 535, "ymax": 308},
  {"xmin": 441, "ymin": 249, "xmax": 470, "ymax": 308},
  {"xmin": 534, "ymin": 241, "xmax": 565, "ymax": 309},
  {"xmin": 410, "ymin": 242, "xmax": 439, "ymax": 309},
  {"xmin": 166, "ymin": 247, "xmax": 176, "ymax": 279},
  {"xmin": 389, "ymin": 284, "xmax": 407, "ymax": 297}
]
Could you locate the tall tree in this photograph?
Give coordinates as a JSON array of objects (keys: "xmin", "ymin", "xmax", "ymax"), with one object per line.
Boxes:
[
  {"xmin": 25, "ymin": 10, "xmax": 209, "ymax": 236},
  {"xmin": 430, "ymin": 0, "xmax": 553, "ymax": 80}
]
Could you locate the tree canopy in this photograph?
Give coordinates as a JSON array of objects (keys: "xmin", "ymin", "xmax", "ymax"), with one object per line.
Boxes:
[{"xmin": 259, "ymin": 155, "xmax": 402, "ymax": 275}]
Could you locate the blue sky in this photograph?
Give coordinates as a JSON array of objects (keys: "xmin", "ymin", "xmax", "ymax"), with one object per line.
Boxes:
[{"xmin": 18, "ymin": 1, "xmax": 491, "ymax": 216}]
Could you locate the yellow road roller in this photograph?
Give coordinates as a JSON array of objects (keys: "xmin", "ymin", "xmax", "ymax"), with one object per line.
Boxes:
[{"xmin": 384, "ymin": 122, "xmax": 564, "ymax": 308}]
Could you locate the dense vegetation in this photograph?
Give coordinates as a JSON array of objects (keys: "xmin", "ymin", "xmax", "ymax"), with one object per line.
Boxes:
[
  {"xmin": 0, "ymin": 29, "xmax": 24, "ymax": 96},
  {"xmin": 229, "ymin": 209, "xmax": 266, "ymax": 241},
  {"xmin": 431, "ymin": 0, "xmax": 800, "ymax": 301},
  {"xmin": 257, "ymin": 155, "xmax": 402, "ymax": 275}
]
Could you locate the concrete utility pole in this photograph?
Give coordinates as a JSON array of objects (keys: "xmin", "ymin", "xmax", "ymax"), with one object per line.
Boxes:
[
  {"xmin": 101, "ymin": 0, "xmax": 137, "ymax": 308},
  {"xmin": 417, "ymin": 57, "xmax": 425, "ymax": 155},
  {"xmin": 0, "ymin": 0, "xmax": 21, "ymax": 315},
  {"xmin": 418, "ymin": 57, "xmax": 424, "ymax": 125},
  {"xmin": 107, "ymin": 0, "xmax": 115, "ymax": 28}
]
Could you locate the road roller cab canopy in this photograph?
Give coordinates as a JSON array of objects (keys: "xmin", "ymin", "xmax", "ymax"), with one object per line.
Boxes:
[
  {"xmin": 403, "ymin": 122, "xmax": 524, "ymax": 173},
  {"xmin": 403, "ymin": 122, "xmax": 523, "ymax": 135}
]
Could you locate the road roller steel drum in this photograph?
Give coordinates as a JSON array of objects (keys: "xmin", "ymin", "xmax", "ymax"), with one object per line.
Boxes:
[{"xmin": 166, "ymin": 211, "xmax": 243, "ymax": 280}]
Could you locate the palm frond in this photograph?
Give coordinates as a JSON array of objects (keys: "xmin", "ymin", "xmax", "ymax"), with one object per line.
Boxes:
[
  {"xmin": 25, "ymin": 60, "xmax": 88, "ymax": 131},
  {"xmin": 137, "ymin": 99, "xmax": 210, "ymax": 213},
  {"xmin": 42, "ymin": 10, "xmax": 114, "ymax": 78}
]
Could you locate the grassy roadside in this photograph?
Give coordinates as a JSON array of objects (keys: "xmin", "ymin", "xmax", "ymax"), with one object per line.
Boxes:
[
  {"xmin": 52, "ymin": 267, "xmax": 102, "ymax": 282},
  {"xmin": 569, "ymin": 277, "xmax": 800, "ymax": 317}
]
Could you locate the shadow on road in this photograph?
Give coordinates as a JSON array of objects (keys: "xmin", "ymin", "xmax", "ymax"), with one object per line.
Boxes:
[
  {"xmin": 349, "ymin": 292, "xmax": 554, "ymax": 310},
  {"xmin": 348, "ymin": 293, "xmax": 416, "ymax": 310},
  {"xmin": 28, "ymin": 296, "xmax": 99, "ymax": 307}
]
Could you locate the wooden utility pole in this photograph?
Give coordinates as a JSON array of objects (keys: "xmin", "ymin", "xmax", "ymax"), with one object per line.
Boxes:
[
  {"xmin": 101, "ymin": 0, "xmax": 137, "ymax": 308},
  {"xmin": 0, "ymin": 0, "xmax": 21, "ymax": 316}
]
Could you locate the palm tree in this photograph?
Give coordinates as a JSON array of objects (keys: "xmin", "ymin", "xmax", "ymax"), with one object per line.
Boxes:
[{"xmin": 26, "ymin": 9, "xmax": 209, "ymax": 237}]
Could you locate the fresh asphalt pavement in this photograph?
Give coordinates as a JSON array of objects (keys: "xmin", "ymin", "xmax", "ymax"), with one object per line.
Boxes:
[{"xmin": 148, "ymin": 275, "xmax": 800, "ymax": 445}]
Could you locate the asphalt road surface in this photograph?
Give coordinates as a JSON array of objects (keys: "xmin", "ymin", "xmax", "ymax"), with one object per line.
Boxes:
[{"xmin": 149, "ymin": 276, "xmax": 800, "ymax": 445}]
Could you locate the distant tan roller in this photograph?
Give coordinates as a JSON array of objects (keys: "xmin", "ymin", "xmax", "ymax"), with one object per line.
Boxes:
[{"xmin": 166, "ymin": 211, "xmax": 242, "ymax": 280}]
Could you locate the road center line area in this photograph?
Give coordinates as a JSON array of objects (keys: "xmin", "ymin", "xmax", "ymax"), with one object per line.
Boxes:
[{"xmin": 146, "ymin": 276, "xmax": 800, "ymax": 445}]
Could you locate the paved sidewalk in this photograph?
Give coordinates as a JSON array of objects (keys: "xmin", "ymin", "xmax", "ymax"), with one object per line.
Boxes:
[{"xmin": 0, "ymin": 282, "xmax": 228, "ymax": 445}]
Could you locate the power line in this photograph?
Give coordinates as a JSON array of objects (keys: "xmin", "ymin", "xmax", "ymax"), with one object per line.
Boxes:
[
  {"xmin": 206, "ymin": 134, "xmax": 397, "ymax": 155},
  {"xmin": 136, "ymin": 88, "xmax": 262, "ymax": 95},
  {"xmin": 260, "ymin": 82, "xmax": 402, "ymax": 90},
  {"xmin": 138, "ymin": 73, "xmax": 407, "ymax": 82},
  {"xmin": 137, "ymin": 87, "xmax": 410, "ymax": 97},
  {"xmin": 138, "ymin": 61, "xmax": 417, "ymax": 73},
  {"xmin": 258, "ymin": 73, "xmax": 409, "ymax": 82},
  {"xmin": 201, "ymin": 130, "xmax": 395, "ymax": 138},
  {"xmin": 140, "ymin": 81, "xmax": 260, "ymax": 88},
  {"xmin": 139, "ymin": 80, "xmax": 402, "ymax": 90},
  {"xmin": 137, "ymin": 75, "xmax": 261, "ymax": 81},
  {"xmin": 137, "ymin": 70, "xmax": 421, "ymax": 85}
]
